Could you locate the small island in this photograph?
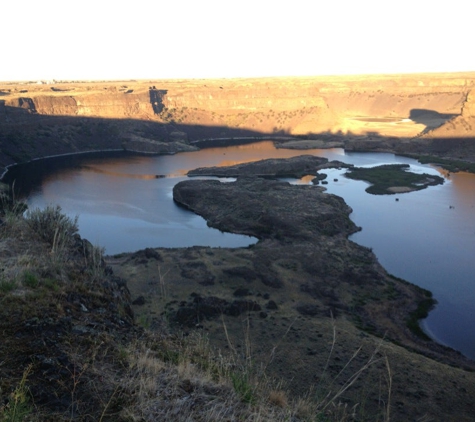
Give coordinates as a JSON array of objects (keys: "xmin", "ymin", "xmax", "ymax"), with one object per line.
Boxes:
[
  {"xmin": 344, "ymin": 164, "xmax": 444, "ymax": 194},
  {"xmin": 187, "ymin": 154, "xmax": 350, "ymax": 178}
]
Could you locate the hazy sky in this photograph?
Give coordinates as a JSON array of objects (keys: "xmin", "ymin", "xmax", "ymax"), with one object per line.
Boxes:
[{"xmin": 2, "ymin": 0, "xmax": 474, "ymax": 81}]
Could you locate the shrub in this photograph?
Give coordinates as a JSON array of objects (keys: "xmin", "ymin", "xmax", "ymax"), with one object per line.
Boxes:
[
  {"xmin": 231, "ymin": 372, "xmax": 256, "ymax": 404},
  {"xmin": 25, "ymin": 205, "xmax": 78, "ymax": 247},
  {"xmin": 0, "ymin": 278, "xmax": 17, "ymax": 293}
]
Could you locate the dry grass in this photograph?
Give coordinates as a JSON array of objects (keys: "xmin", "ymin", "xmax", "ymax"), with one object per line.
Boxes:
[
  {"xmin": 118, "ymin": 334, "xmax": 298, "ymax": 422},
  {"xmin": 118, "ymin": 315, "xmax": 393, "ymax": 422}
]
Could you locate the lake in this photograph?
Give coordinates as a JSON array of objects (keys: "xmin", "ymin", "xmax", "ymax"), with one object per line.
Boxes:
[{"xmin": 5, "ymin": 141, "xmax": 475, "ymax": 360}]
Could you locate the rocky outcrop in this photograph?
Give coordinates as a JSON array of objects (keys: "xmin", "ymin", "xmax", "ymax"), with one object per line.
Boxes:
[{"xmin": 0, "ymin": 208, "xmax": 138, "ymax": 419}]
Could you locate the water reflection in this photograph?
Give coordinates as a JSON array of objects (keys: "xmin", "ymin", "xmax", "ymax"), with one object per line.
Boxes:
[{"xmin": 80, "ymin": 165, "xmax": 165, "ymax": 179}]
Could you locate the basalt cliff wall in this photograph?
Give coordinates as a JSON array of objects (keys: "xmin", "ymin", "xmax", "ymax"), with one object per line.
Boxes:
[
  {"xmin": 1, "ymin": 89, "xmax": 165, "ymax": 119},
  {"xmin": 1, "ymin": 73, "xmax": 474, "ymax": 173}
]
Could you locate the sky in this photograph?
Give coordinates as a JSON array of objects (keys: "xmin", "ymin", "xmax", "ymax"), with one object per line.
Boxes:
[{"xmin": 2, "ymin": 0, "xmax": 474, "ymax": 81}]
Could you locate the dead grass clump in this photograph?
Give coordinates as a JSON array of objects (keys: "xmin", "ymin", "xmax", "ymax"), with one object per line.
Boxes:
[
  {"xmin": 118, "ymin": 332, "xmax": 299, "ymax": 422},
  {"xmin": 118, "ymin": 322, "xmax": 393, "ymax": 422},
  {"xmin": 268, "ymin": 389, "xmax": 288, "ymax": 408}
]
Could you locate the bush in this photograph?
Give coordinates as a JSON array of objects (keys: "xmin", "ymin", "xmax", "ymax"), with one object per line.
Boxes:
[
  {"xmin": 0, "ymin": 278, "xmax": 17, "ymax": 293},
  {"xmin": 25, "ymin": 205, "xmax": 78, "ymax": 247}
]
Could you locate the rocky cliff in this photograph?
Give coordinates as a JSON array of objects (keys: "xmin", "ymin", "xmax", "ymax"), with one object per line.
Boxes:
[
  {"xmin": 2, "ymin": 74, "xmax": 473, "ymax": 131},
  {"xmin": 2, "ymin": 87, "xmax": 167, "ymax": 119}
]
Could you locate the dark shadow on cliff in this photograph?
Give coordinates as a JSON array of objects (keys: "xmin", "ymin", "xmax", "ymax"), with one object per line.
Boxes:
[
  {"xmin": 149, "ymin": 87, "xmax": 167, "ymax": 114},
  {"xmin": 0, "ymin": 103, "xmax": 276, "ymax": 168},
  {"xmin": 409, "ymin": 108, "xmax": 458, "ymax": 134},
  {"xmin": 1, "ymin": 103, "xmax": 475, "ymax": 188}
]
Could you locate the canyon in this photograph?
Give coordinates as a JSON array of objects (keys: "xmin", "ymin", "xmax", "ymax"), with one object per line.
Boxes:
[
  {"xmin": 1, "ymin": 72, "xmax": 475, "ymax": 175},
  {"xmin": 1, "ymin": 73, "xmax": 475, "ymax": 421}
]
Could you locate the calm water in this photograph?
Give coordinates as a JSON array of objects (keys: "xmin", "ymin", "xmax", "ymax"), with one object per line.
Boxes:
[
  {"xmin": 321, "ymin": 167, "xmax": 475, "ymax": 359},
  {"xmin": 6, "ymin": 141, "xmax": 475, "ymax": 359}
]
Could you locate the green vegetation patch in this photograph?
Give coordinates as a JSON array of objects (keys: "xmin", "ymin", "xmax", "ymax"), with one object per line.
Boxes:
[
  {"xmin": 388, "ymin": 274, "xmax": 437, "ymax": 341},
  {"xmin": 406, "ymin": 295, "xmax": 437, "ymax": 341},
  {"xmin": 0, "ymin": 278, "xmax": 17, "ymax": 293},
  {"xmin": 344, "ymin": 164, "xmax": 444, "ymax": 195},
  {"xmin": 22, "ymin": 271, "xmax": 39, "ymax": 289},
  {"xmin": 414, "ymin": 155, "xmax": 475, "ymax": 174}
]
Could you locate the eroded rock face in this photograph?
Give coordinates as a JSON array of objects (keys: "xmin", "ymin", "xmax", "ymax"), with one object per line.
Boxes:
[
  {"xmin": 2, "ymin": 75, "xmax": 472, "ymax": 133},
  {"xmin": 4, "ymin": 89, "xmax": 166, "ymax": 118}
]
